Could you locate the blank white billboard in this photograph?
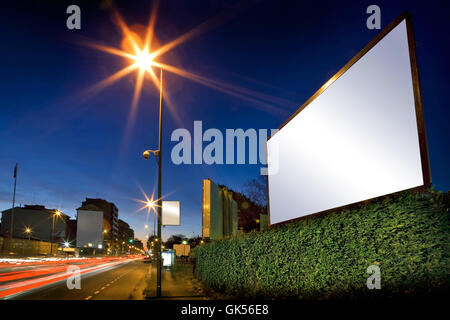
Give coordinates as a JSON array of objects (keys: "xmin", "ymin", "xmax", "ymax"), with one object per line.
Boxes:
[
  {"xmin": 76, "ymin": 210, "xmax": 103, "ymax": 248},
  {"xmin": 267, "ymin": 15, "xmax": 430, "ymax": 226},
  {"xmin": 162, "ymin": 201, "xmax": 180, "ymax": 226}
]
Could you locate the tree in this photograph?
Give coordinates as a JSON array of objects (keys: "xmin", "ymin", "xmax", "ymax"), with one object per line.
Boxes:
[
  {"xmin": 188, "ymin": 236, "xmax": 203, "ymax": 248},
  {"xmin": 219, "ymin": 183, "xmax": 266, "ymax": 232},
  {"xmin": 146, "ymin": 235, "xmax": 158, "ymax": 252},
  {"xmin": 244, "ymin": 175, "xmax": 267, "ymax": 208},
  {"xmin": 232, "ymin": 191, "xmax": 263, "ymax": 232},
  {"xmin": 163, "ymin": 234, "xmax": 187, "ymax": 249}
]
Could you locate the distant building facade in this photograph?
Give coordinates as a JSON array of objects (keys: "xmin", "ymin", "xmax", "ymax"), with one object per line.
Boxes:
[
  {"xmin": 118, "ymin": 219, "xmax": 134, "ymax": 242},
  {"xmin": 75, "ymin": 204, "xmax": 104, "ymax": 249},
  {"xmin": 231, "ymin": 191, "xmax": 265, "ymax": 232},
  {"xmin": 0, "ymin": 205, "xmax": 68, "ymax": 242},
  {"xmin": 202, "ymin": 179, "xmax": 238, "ymax": 240},
  {"xmin": 79, "ymin": 198, "xmax": 119, "ymax": 241},
  {"xmin": 118, "ymin": 219, "xmax": 134, "ymax": 254},
  {"xmin": 66, "ymin": 218, "xmax": 77, "ymax": 245}
]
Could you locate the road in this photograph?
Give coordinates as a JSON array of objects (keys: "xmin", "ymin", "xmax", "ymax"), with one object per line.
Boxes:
[
  {"xmin": 15, "ymin": 260, "xmax": 151, "ymax": 300},
  {"xmin": 0, "ymin": 257, "xmax": 207, "ymax": 300},
  {"xmin": 0, "ymin": 256, "xmax": 147, "ymax": 299}
]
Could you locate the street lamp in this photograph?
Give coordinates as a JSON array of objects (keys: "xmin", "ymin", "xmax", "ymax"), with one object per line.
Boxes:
[
  {"xmin": 23, "ymin": 227, "xmax": 32, "ymax": 256},
  {"xmin": 82, "ymin": 7, "xmax": 231, "ymax": 294},
  {"xmin": 24, "ymin": 227, "xmax": 31, "ymax": 241},
  {"xmin": 142, "ymin": 68, "xmax": 164, "ymax": 297},
  {"xmin": 51, "ymin": 210, "xmax": 61, "ymax": 255},
  {"xmin": 103, "ymin": 229, "xmax": 109, "ymax": 254},
  {"xmin": 85, "ymin": 8, "xmax": 173, "ymax": 298}
]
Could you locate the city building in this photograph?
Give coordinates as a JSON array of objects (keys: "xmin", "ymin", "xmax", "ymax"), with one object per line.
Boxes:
[
  {"xmin": 79, "ymin": 198, "xmax": 119, "ymax": 241},
  {"xmin": 0, "ymin": 205, "xmax": 69, "ymax": 242},
  {"xmin": 118, "ymin": 219, "xmax": 134, "ymax": 243},
  {"xmin": 133, "ymin": 239, "xmax": 144, "ymax": 250},
  {"xmin": 76, "ymin": 204, "xmax": 104, "ymax": 250},
  {"xmin": 202, "ymin": 179, "xmax": 238, "ymax": 240},
  {"xmin": 118, "ymin": 219, "xmax": 134, "ymax": 254},
  {"xmin": 65, "ymin": 218, "xmax": 77, "ymax": 245}
]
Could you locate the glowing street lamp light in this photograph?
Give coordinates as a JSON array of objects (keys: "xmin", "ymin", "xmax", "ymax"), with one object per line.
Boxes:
[
  {"xmin": 51, "ymin": 210, "xmax": 62, "ymax": 255},
  {"xmin": 134, "ymin": 50, "xmax": 155, "ymax": 70},
  {"xmin": 82, "ymin": 6, "xmax": 278, "ymax": 291},
  {"xmin": 143, "ymin": 58, "xmax": 164, "ymax": 298},
  {"xmin": 146, "ymin": 200, "xmax": 155, "ymax": 210},
  {"xmin": 24, "ymin": 227, "xmax": 32, "ymax": 241},
  {"xmin": 85, "ymin": 6, "xmax": 188, "ymax": 298}
]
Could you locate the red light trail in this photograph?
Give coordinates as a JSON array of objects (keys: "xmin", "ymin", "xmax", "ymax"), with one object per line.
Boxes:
[{"xmin": 0, "ymin": 256, "xmax": 142, "ymax": 299}]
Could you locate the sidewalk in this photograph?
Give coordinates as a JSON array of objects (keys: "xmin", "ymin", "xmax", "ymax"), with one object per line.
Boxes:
[{"xmin": 144, "ymin": 263, "xmax": 209, "ymax": 300}]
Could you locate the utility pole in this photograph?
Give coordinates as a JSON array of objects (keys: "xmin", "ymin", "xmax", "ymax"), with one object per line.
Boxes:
[
  {"xmin": 50, "ymin": 211, "xmax": 61, "ymax": 256},
  {"xmin": 156, "ymin": 68, "xmax": 163, "ymax": 298},
  {"xmin": 51, "ymin": 214, "xmax": 55, "ymax": 255},
  {"xmin": 10, "ymin": 163, "xmax": 18, "ymax": 252},
  {"xmin": 141, "ymin": 69, "xmax": 164, "ymax": 297}
]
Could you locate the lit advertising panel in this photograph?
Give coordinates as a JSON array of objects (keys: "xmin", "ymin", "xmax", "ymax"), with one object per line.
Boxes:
[
  {"xmin": 76, "ymin": 210, "xmax": 103, "ymax": 248},
  {"xmin": 267, "ymin": 15, "xmax": 430, "ymax": 226},
  {"xmin": 162, "ymin": 201, "xmax": 180, "ymax": 226}
]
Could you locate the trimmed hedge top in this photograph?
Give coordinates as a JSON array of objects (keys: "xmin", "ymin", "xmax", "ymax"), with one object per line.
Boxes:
[{"xmin": 195, "ymin": 190, "xmax": 450, "ymax": 299}]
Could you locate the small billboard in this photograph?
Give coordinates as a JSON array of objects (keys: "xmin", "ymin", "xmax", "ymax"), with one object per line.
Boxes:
[
  {"xmin": 76, "ymin": 210, "xmax": 103, "ymax": 248},
  {"xmin": 162, "ymin": 250, "xmax": 175, "ymax": 267},
  {"xmin": 162, "ymin": 201, "xmax": 180, "ymax": 226},
  {"xmin": 173, "ymin": 243, "xmax": 190, "ymax": 256}
]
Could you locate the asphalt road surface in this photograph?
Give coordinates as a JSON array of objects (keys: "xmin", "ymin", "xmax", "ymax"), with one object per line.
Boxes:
[
  {"xmin": 1, "ymin": 257, "xmax": 207, "ymax": 300},
  {"xmin": 13, "ymin": 260, "xmax": 151, "ymax": 300}
]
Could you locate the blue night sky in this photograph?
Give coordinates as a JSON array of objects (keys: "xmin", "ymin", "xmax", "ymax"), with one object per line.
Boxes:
[{"xmin": 0, "ymin": 0, "xmax": 449, "ymax": 241}]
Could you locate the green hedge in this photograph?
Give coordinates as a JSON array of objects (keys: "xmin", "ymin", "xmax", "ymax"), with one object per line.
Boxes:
[{"xmin": 195, "ymin": 190, "xmax": 450, "ymax": 299}]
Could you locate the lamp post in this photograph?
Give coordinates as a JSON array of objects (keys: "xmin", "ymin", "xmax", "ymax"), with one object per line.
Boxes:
[
  {"xmin": 51, "ymin": 210, "xmax": 61, "ymax": 255},
  {"xmin": 156, "ymin": 68, "xmax": 163, "ymax": 298},
  {"xmin": 88, "ymin": 17, "xmax": 170, "ymax": 296},
  {"xmin": 25, "ymin": 227, "xmax": 31, "ymax": 241},
  {"xmin": 103, "ymin": 229, "xmax": 109, "ymax": 254},
  {"xmin": 23, "ymin": 227, "xmax": 31, "ymax": 256},
  {"xmin": 142, "ymin": 68, "xmax": 163, "ymax": 297}
]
